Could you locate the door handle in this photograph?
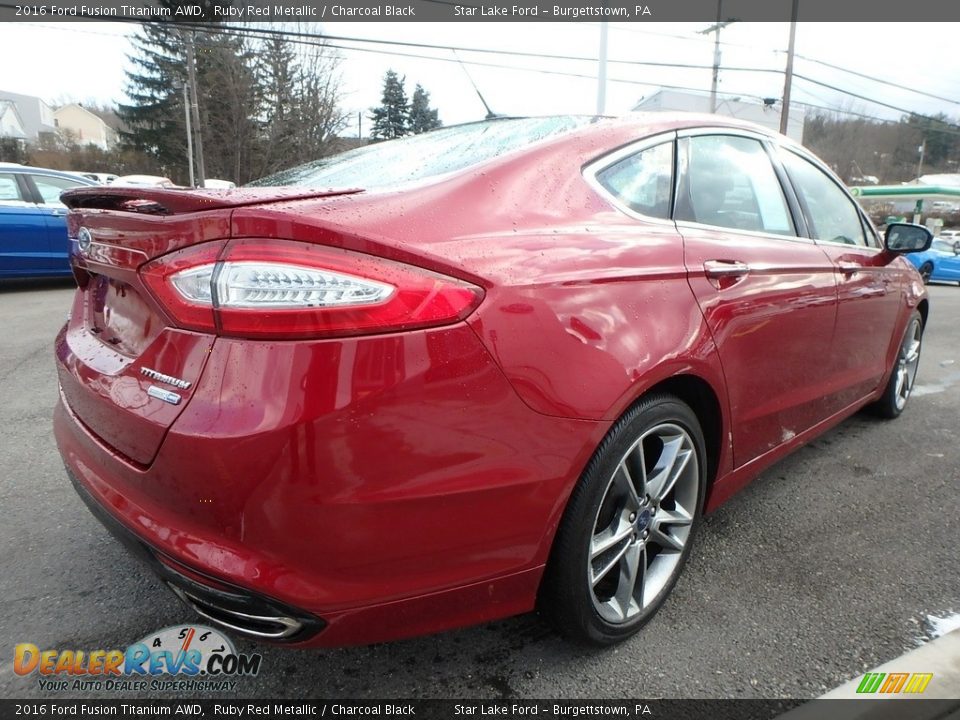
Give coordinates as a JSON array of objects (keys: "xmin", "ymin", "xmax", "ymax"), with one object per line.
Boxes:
[
  {"xmin": 703, "ymin": 260, "xmax": 750, "ymax": 278},
  {"xmin": 50, "ymin": 208, "xmax": 68, "ymax": 217},
  {"xmin": 838, "ymin": 261, "xmax": 861, "ymax": 274}
]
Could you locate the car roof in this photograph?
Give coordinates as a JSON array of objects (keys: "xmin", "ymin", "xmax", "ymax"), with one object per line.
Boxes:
[{"xmin": 0, "ymin": 164, "xmax": 99, "ymax": 183}]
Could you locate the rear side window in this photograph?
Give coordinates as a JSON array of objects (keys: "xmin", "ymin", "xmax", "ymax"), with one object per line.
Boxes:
[
  {"xmin": 780, "ymin": 151, "xmax": 867, "ymax": 247},
  {"xmin": 677, "ymin": 135, "xmax": 795, "ymax": 236},
  {"xmin": 30, "ymin": 174, "xmax": 86, "ymax": 205},
  {"xmin": 594, "ymin": 142, "xmax": 674, "ymax": 219},
  {"xmin": 0, "ymin": 173, "xmax": 23, "ymax": 201}
]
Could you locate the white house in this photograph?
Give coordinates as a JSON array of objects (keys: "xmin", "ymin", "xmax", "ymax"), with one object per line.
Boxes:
[
  {"xmin": 53, "ymin": 103, "xmax": 116, "ymax": 150},
  {"xmin": 0, "ymin": 90, "xmax": 57, "ymax": 141},
  {"xmin": 632, "ymin": 89, "xmax": 805, "ymax": 142},
  {"xmin": 0, "ymin": 100, "xmax": 27, "ymax": 140}
]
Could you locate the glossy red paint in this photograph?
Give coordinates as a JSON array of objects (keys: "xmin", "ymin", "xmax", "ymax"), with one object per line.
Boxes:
[{"xmin": 55, "ymin": 115, "xmax": 927, "ymax": 646}]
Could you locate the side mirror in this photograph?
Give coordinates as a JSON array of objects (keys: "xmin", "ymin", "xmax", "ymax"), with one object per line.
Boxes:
[
  {"xmin": 885, "ymin": 223, "xmax": 933, "ymax": 253},
  {"xmin": 954, "ymin": 241, "xmax": 960, "ymax": 256}
]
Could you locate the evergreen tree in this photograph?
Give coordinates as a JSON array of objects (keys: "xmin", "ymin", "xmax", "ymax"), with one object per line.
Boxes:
[
  {"xmin": 255, "ymin": 36, "xmax": 299, "ymax": 176},
  {"xmin": 195, "ymin": 32, "xmax": 260, "ymax": 183},
  {"xmin": 408, "ymin": 84, "xmax": 441, "ymax": 134},
  {"xmin": 370, "ymin": 70, "xmax": 409, "ymax": 141},
  {"xmin": 119, "ymin": 19, "xmax": 348, "ymax": 184},
  {"xmin": 116, "ymin": 23, "xmax": 189, "ymax": 177}
]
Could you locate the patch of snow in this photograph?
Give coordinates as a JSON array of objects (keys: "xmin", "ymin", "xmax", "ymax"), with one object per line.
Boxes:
[{"xmin": 926, "ymin": 612, "xmax": 960, "ymax": 639}]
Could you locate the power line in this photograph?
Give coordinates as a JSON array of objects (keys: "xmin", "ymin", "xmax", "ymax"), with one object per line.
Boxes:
[
  {"xmin": 793, "ymin": 53, "xmax": 960, "ymax": 107},
  {"xmin": 166, "ymin": 20, "xmax": 960, "ymax": 128},
  {"xmin": 19, "ymin": 17, "xmax": 960, "ymax": 134},
  {"xmin": 596, "ymin": 21, "xmax": 960, "ymax": 108}
]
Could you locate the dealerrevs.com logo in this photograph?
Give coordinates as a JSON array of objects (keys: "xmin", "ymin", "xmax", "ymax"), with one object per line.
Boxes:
[{"xmin": 14, "ymin": 625, "xmax": 262, "ymax": 693}]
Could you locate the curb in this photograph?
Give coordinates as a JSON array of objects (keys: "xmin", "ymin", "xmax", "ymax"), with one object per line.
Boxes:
[{"xmin": 780, "ymin": 627, "xmax": 960, "ymax": 719}]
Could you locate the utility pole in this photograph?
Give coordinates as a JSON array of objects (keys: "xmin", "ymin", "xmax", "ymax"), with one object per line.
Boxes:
[
  {"xmin": 699, "ymin": 1, "xmax": 736, "ymax": 113},
  {"xmin": 185, "ymin": 31, "xmax": 206, "ymax": 187},
  {"xmin": 182, "ymin": 81, "xmax": 194, "ymax": 188},
  {"xmin": 779, "ymin": 0, "xmax": 800, "ymax": 136},
  {"xmin": 596, "ymin": 21, "xmax": 609, "ymax": 115},
  {"xmin": 917, "ymin": 138, "xmax": 927, "ymax": 180}
]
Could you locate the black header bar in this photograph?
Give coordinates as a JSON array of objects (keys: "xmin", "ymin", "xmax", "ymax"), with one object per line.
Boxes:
[{"xmin": 1, "ymin": 0, "xmax": 960, "ymax": 22}]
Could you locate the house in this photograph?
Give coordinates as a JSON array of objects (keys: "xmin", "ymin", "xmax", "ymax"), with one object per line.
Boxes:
[
  {"xmin": 632, "ymin": 89, "xmax": 805, "ymax": 142},
  {"xmin": 53, "ymin": 103, "xmax": 116, "ymax": 150},
  {"xmin": 0, "ymin": 100, "xmax": 27, "ymax": 140},
  {"xmin": 0, "ymin": 90, "xmax": 57, "ymax": 142}
]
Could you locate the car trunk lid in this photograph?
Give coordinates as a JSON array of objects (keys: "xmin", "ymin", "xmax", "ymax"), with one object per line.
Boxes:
[{"xmin": 57, "ymin": 186, "xmax": 361, "ymax": 465}]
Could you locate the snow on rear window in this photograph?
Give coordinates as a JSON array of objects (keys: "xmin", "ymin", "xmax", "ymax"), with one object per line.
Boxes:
[{"xmin": 248, "ymin": 116, "xmax": 595, "ymax": 190}]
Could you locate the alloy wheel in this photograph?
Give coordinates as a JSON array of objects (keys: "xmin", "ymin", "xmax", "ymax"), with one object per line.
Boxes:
[
  {"xmin": 894, "ymin": 319, "xmax": 922, "ymax": 411},
  {"xmin": 588, "ymin": 422, "xmax": 699, "ymax": 624}
]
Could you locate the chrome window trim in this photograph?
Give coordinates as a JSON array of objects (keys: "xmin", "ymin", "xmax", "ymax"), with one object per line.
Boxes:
[
  {"xmin": 582, "ymin": 130, "xmax": 678, "ymax": 226},
  {"xmin": 812, "ymin": 237, "xmax": 884, "ymax": 253},
  {"xmin": 674, "ymin": 219, "xmax": 817, "ymax": 246},
  {"xmin": 675, "ymin": 125, "xmax": 779, "ymax": 143}
]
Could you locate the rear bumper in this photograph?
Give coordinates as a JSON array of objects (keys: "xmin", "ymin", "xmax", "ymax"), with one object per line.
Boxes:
[
  {"xmin": 65, "ymin": 462, "xmax": 325, "ymax": 642},
  {"xmin": 55, "ymin": 322, "xmax": 603, "ymax": 646}
]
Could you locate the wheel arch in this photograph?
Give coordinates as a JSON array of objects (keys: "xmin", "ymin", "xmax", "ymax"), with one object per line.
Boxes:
[
  {"xmin": 537, "ymin": 370, "xmax": 728, "ymax": 571},
  {"xmin": 637, "ymin": 374, "xmax": 724, "ymax": 495},
  {"xmin": 917, "ymin": 297, "xmax": 929, "ymax": 328}
]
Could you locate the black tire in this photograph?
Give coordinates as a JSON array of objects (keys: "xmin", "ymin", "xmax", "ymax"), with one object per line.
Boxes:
[
  {"xmin": 919, "ymin": 262, "xmax": 934, "ymax": 284},
  {"xmin": 539, "ymin": 394, "xmax": 706, "ymax": 645},
  {"xmin": 871, "ymin": 311, "xmax": 924, "ymax": 419}
]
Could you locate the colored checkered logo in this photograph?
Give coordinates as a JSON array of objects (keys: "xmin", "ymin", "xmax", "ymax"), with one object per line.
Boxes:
[{"xmin": 856, "ymin": 672, "xmax": 933, "ymax": 694}]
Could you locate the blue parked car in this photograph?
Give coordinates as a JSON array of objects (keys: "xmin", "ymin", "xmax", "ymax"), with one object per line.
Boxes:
[
  {"xmin": 0, "ymin": 164, "xmax": 97, "ymax": 278},
  {"xmin": 905, "ymin": 237, "xmax": 960, "ymax": 285}
]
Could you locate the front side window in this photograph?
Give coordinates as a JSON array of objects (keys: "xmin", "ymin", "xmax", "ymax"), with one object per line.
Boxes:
[
  {"xmin": 676, "ymin": 135, "xmax": 795, "ymax": 236},
  {"xmin": 594, "ymin": 141, "xmax": 674, "ymax": 219},
  {"xmin": 29, "ymin": 174, "xmax": 86, "ymax": 205},
  {"xmin": 780, "ymin": 151, "xmax": 867, "ymax": 247}
]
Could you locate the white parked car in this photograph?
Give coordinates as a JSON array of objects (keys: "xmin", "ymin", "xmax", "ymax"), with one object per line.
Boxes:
[
  {"xmin": 203, "ymin": 178, "xmax": 236, "ymax": 189},
  {"xmin": 112, "ymin": 174, "xmax": 177, "ymax": 188},
  {"xmin": 75, "ymin": 172, "xmax": 118, "ymax": 185}
]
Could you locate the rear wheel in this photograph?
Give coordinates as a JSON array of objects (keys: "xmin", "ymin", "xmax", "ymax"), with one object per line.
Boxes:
[
  {"xmin": 919, "ymin": 262, "xmax": 933, "ymax": 283},
  {"xmin": 872, "ymin": 311, "xmax": 923, "ymax": 419},
  {"xmin": 540, "ymin": 394, "xmax": 706, "ymax": 645}
]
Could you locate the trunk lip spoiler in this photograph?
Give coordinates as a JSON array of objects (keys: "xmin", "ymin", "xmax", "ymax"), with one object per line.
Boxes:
[{"xmin": 61, "ymin": 185, "xmax": 364, "ymax": 215}]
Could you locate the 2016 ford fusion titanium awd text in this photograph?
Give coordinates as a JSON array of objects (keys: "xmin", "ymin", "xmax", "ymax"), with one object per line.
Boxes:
[{"xmin": 54, "ymin": 115, "xmax": 932, "ymax": 647}]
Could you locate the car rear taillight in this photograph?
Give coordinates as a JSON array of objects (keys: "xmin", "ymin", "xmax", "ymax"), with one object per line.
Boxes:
[{"xmin": 141, "ymin": 239, "xmax": 484, "ymax": 339}]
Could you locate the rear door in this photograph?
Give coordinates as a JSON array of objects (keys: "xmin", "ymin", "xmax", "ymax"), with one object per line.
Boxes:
[
  {"xmin": 776, "ymin": 148, "xmax": 903, "ymax": 409},
  {"xmin": 675, "ymin": 131, "xmax": 839, "ymax": 467},
  {"xmin": 24, "ymin": 172, "xmax": 91, "ymax": 273},
  {"xmin": 0, "ymin": 171, "xmax": 48, "ymax": 275}
]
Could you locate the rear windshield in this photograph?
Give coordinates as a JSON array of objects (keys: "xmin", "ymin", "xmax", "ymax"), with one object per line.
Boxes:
[{"xmin": 248, "ymin": 116, "xmax": 595, "ymax": 190}]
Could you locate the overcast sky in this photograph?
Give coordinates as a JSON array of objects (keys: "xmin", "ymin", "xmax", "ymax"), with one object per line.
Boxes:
[{"xmin": 1, "ymin": 21, "xmax": 958, "ymax": 136}]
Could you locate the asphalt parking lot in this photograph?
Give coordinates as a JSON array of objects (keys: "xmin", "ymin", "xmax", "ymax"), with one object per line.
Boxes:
[{"xmin": 1, "ymin": 278, "xmax": 957, "ymax": 700}]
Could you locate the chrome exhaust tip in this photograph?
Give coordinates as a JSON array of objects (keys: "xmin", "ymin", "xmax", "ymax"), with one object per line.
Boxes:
[{"xmin": 167, "ymin": 583, "xmax": 304, "ymax": 640}]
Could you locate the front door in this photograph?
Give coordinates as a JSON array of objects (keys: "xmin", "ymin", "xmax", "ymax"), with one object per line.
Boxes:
[{"xmin": 776, "ymin": 148, "xmax": 903, "ymax": 410}]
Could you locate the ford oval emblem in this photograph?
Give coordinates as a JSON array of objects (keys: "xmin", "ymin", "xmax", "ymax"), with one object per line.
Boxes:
[{"xmin": 77, "ymin": 227, "xmax": 93, "ymax": 254}]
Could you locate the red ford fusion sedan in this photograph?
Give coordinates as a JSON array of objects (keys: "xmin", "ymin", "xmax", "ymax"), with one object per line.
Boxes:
[{"xmin": 55, "ymin": 115, "xmax": 932, "ymax": 647}]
